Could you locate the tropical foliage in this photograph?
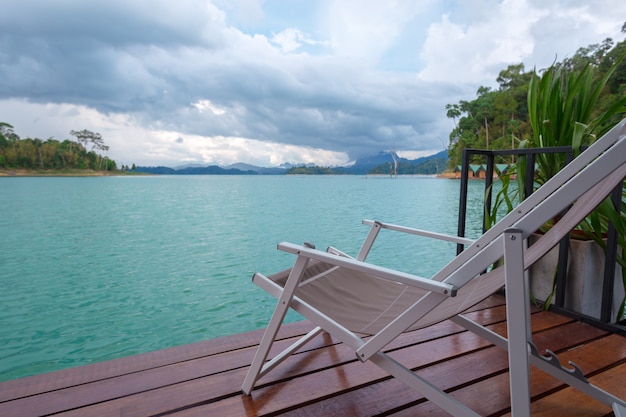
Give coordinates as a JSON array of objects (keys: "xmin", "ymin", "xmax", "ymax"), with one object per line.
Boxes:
[
  {"xmin": 485, "ymin": 43, "xmax": 626, "ymax": 320},
  {"xmin": 446, "ymin": 28, "xmax": 626, "ymax": 169}
]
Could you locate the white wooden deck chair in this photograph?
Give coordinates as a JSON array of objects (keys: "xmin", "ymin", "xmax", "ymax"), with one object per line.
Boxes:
[{"xmin": 242, "ymin": 119, "xmax": 626, "ymax": 416}]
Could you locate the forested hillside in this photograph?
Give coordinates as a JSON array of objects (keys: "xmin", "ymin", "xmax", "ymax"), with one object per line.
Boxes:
[
  {"xmin": 445, "ymin": 24, "xmax": 626, "ymax": 168},
  {"xmin": 0, "ymin": 125, "xmax": 117, "ymax": 171}
]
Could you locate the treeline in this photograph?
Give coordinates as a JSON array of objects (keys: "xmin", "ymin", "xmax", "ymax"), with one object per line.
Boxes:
[
  {"xmin": 446, "ymin": 24, "xmax": 626, "ymax": 168},
  {"xmin": 286, "ymin": 165, "xmax": 335, "ymax": 175},
  {"xmin": 286, "ymin": 156, "xmax": 448, "ymax": 175},
  {"xmin": 0, "ymin": 124, "xmax": 118, "ymax": 171},
  {"xmin": 368, "ymin": 158, "xmax": 446, "ymax": 175}
]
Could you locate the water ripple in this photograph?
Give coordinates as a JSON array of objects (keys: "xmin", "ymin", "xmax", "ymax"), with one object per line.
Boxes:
[{"xmin": 0, "ymin": 176, "xmax": 482, "ymax": 381}]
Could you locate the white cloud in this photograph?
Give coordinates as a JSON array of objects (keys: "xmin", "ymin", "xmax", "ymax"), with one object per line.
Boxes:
[
  {"xmin": 419, "ymin": 0, "xmax": 544, "ymax": 84},
  {"xmin": 270, "ymin": 28, "xmax": 328, "ymax": 53},
  {"xmin": 192, "ymin": 100, "xmax": 226, "ymax": 115},
  {"xmin": 323, "ymin": 0, "xmax": 431, "ymax": 64},
  {"xmin": 271, "ymin": 28, "xmax": 304, "ymax": 53},
  {"xmin": 419, "ymin": 0, "xmax": 626, "ymax": 85}
]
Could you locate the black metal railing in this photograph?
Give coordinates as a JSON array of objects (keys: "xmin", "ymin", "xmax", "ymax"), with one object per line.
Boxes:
[{"xmin": 456, "ymin": 147, "xmax": 625, "ymax": 334}]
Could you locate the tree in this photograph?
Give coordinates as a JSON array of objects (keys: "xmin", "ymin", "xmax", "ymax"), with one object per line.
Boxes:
[
  {"xmin": 69, "ymin": 129, "xmax": 109, "ymax": 170},
  {"xmin": 70, "ymin": 129, "xmax": 105, "ymax": 152},
  {"xmin": 33, "ymin": 138, "xmax": 44, "ymax": 169},
  {"xmin": 445, "ymin": 103, "xmax": 461, "ymax": 129},
  {"xmin": 444, "ymin": 28, "xmax": 626, "ymax": 168},
  {"xmin": 0, "ymin": 124, "xmax": 118, "ymax": 171},
  {"xmin": 560, "ymin": 38, "xmax": 614, "ymax": 72},
  {"xmin": 496, "ymin": 63, "xmax": 527, "ymax": 90},
  {"xmin": 0, "ymin": 122, "xmax": 19, "ymax": 167},
  {"xmin": 70, "ymin": 129, "xmax": 90, "ymax": 150},
  {"xmin": 99, "ymin": 145, "xmax": 110, "ymax": 169},
  {"xmin": 0, "ymin": 122, "xmax": 17, "ymax": 147},
  {"xmin": 601, "ymin": 37, "xmax": 626, "ymax": 95},
  {"xmin": 474, "ymin": 86, "xmax": 495, "ymax": 149},
  {"xmin": 493, "ymin": 92, "xmax": 518, "ymax": 139}
]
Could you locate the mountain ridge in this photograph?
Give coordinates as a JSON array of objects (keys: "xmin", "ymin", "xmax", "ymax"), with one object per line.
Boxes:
[{"xmin": 134, "ymin": 150, "xmax": 448, "ymax": 175}]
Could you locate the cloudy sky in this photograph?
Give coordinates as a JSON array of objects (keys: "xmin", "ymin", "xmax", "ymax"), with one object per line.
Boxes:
[{"xmin": 1, "ymin": 0, "xmax": 625, "ymax": 167}]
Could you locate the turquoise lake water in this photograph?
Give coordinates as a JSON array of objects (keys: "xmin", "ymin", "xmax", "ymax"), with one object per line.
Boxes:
[{"xmin": 0, "ymin": 175, "xmax": 485, "ymax": 381}]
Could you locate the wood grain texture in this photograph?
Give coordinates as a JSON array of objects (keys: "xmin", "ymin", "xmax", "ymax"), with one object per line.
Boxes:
[{"xmin": 1, "ymin": 295, "xmax": 624, "ymax": 417}]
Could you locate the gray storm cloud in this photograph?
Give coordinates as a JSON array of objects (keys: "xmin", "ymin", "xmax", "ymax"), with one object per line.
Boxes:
[{"xmin": 1, "ymin": 0, "xmax": 624, "ymax": 165}]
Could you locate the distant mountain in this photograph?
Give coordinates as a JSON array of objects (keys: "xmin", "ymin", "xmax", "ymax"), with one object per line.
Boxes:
[
  {"xmin": 367, "ymin": 150, "xmax": 448, "ymax": 175},
  {"xmin": 333, "ymin": 151, "xmax": 399, "ymax": 175},
  {"xmin": 224, "ymin": 163, "xmax": 287, "ymax": 175},
  {"xmin": 134, "ymin": 166, "xmax": 177, "ymax": 175},
  {"xmin": 176, "ymin": 165, "xmax": 257, "ymax": 175},
  {"xmin": 333, "ymin": 150, "xmax": 448, "ymax": 175},
  {"xmin": 418, "ymin": 150, "xmax": 449, "ymax": 164},
  {"xmin": 135, "ymin": 150, "xmax": 448, "ymax": 176},
  {"xmin": 135, "ymin": 165, "xmax": 257, "ymax": 175}
]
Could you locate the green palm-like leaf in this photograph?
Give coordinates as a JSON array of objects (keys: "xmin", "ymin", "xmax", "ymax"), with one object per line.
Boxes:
[{"xmin": 495, "ymin": 53, "xmax": 626, "ymax": 320}]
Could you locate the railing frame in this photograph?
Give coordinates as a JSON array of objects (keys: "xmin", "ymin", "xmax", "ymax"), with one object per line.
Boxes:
[{"xmin": 457, "ymin": 147, "xmax": 625, "ymax": 334}]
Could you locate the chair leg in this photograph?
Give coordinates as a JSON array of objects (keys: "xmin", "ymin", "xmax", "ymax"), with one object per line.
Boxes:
[
  {"xmin": 242, "ymin": 256, "xmax": 310, "ymax": 395},
  {"xmin": 504, "ymin": 228, "xmax": 531, "ymax": 417},
  {"xmin": 370, "ymin": 352, "xmax": 481, "ymax": 417},
  {"xmin": 258, "ymin": 327, "xmax": 324, "ymax": 379}
]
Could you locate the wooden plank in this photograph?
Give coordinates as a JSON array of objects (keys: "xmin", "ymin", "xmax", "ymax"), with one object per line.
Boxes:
[
  {"xmin": 169, "ymin": 312, "xmax": 587, "ymax": 417},
  {"xmin": 270, "ymin": 343, "xmax": 511, "ymax": 417},
  {"xmin": 28, "ymin": 320, "xmax": 478, "ymax": 417},
  {"xmin": 0, "ymin": 320, "xmax": 318, "ymax": 402},
  {"xmin": 387, "ymin": 333, "xmax": 626, "ymax": 417},
  {"xmin": 384, "ymin": 305, "xmax": 571, "ymax": 354},
  {"xmin": 524, "ymin": 362, "xmax": 626, "ymax": 417},
  {"xmin": 53, "ymin": 366, "xmax": 250, "ymax": 417},
  {"xmin": 275, "ymin": 320, "xmax": 611, "ymax": 417},
  {"xmin": 0, "ymin": 295, "xmax": 507, "ymax": 404},
  {"xmin": 466, "ymin": 292, "xmax": 507, "ymax": 311},
  {"xmin": 0, "ymin": 296, "xmax": 511, "ymax": 417},
  {"xmin": 1, "ymin": 295, "xmax": 615, "ymax": 417},
  {"xmin": 0, "ymin": 327, "xmax": 334, "ymax": 417},
  {"xmin": 11, "ymin": 307, "xmax": 503, "ymax": 417}
]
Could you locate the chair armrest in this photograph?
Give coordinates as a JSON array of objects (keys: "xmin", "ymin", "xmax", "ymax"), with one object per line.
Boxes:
[
  {"xmin": 277, "ymin": 242, "xmax": 457, "ymax": 297},
  {"xmin": 362, "ymin": 219, "xmax": 474, "ymax": 246}
]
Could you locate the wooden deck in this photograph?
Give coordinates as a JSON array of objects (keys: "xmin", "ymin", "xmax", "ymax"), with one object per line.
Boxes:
[{"xmin": 1, "ymin": 294, "xmax": 625, "ymax": 417}]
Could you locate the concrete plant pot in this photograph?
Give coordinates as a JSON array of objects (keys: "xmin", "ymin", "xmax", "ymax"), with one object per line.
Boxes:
[{"xmin": 528, "ymin": 234, "xmax": 624, "ymax": 321}]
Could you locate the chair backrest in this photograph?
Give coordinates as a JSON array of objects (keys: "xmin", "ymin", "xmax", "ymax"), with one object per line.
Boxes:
[{"xmin": 412, "ymin": 118, "xmax": 626, "ymax": 328}]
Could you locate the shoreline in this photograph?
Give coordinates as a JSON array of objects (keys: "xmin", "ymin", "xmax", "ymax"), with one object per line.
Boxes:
[
  {"xmin": 0, "ymin": 169, "xmax": 148, "ymax": 177},
  {"xmin": 0, "ymin": 168, "xmax": 459, "ymax": 178}
]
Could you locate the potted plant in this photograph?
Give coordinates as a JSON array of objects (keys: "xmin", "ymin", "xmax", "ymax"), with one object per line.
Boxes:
[{"xmin": 488, "ymin": 57, "xmax": 626, "ymax": 322}]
